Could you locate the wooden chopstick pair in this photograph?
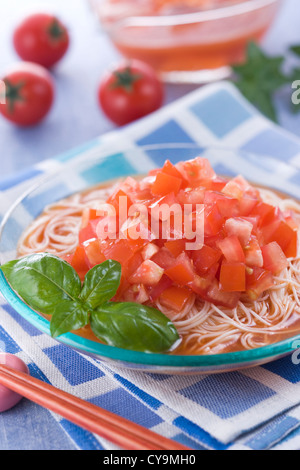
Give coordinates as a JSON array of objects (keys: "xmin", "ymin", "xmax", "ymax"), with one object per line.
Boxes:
[{"xmin": 0, "ymin": 364, "xmax": 191, "ymax": 450}]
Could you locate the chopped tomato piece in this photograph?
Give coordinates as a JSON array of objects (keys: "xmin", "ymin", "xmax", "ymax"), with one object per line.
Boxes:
[
  {"xmin": 123, "ymin": 252, "xmax": 144, "ymax": 278},
  {"xmin": 205, "ymin": 280, "xmax": 240, "ymax": 308},
  {"xmin": 83, "ymin": 239, "xmax": 106, "ymax": 268},
  {"xmin": 141, "ymin": 242, "xmax": 160, "ymax": 260},
  {"xmin": 100, "ymin": 238, "xmax": 135, "ymax": 264},
  {"xmin": 262, "ymin": 242, "xmax": 288, "ymax": 274},
  {"xmin": 146, "ymin": 274, "xmax": 173, "ymax": 301},
  {"xmin": 176, "ymin": 157, "xmax": 215, "ymax": 187},
  {"xmin": 80, "ymin": 208, "xmax": 98, "ymax": 229},
  {"xmin": 159, "ymin": 286, "xmax": 192, "ymax": 312},
  {"xmin": 128, "ymin": 259, "xmax": 164, "ymax": 286},
  {"xmin": 251, "ymin": 202, "xmax": 276, "ymax": 227},
  {"xmin": 161, "ymin": 160, "xmax": 185, "ymax": 182},
  {"xmin": 79, "ymin": 220, "xmax": 98, "ymax": 245},
  {"xmin": 164, "ymin": 239, "xmax": 186, "ymax": 257},
  {"xmin": 192, "ymin": 244, "xmax": 221, "ymax": 275},
  {"xmin": 246, "ymin": 267, "xmax": 274, "ymax": 299},
  {"xmin": 151, "ymin": 247, "xmax": 176, "ymax": 269},
  {"xmin": 71, "ymin": 245, "xmax": 89, "ymax": 278},
  {"xmin": 151, "ymin": 171, "xmax": 182, "ymax": 196},
  {"xmin": 217, "ymin": 235, "xmax": 245, "ymax": 263},
  {"xmin": 165, "ymin": 252, "xmax": 195, "ymax": 285},
  {"xmin": 188, "ymin": 274, "xmax": 210, "ymax": 295},
  {"xmin": 204, "ymin": 204, "xmax": 224, "ymax": 237},
  {"xmin": 123, "ymin": 284, "xmax": 149, "ymax": 304},
  {"xmin": 220, "ymin": 261, "xmax": 246, "ymax": 292},
  {"xmin": 106, "ymin": 188, "xmax": 132, "ymax": 217},
  {"xmin": 210, "ymin": 176, "xmax": 227, "ymax": 192},
  {"xmin": 263, "ymin": 219, "xmax": 298, "ymax": 257},
  {"xmin": 222, "ymin": 180, "xmax": 244, "ymax": 199},
  {"xmin": 177, "ymin": 187, "xmax": 205, "ymax": 205},
  {"xmin": 244, "ymin": 237, "xmax": 263, "ymax": 267},
  {"xmin": 238, "ymin": 196, "xmax": 258, "ymax": 216},
  {"xmin": 204, "ymin": 191, "xmax": 239, "ymax": 220},
  {"xmin": 225, "ymin": 217, "xmax": 253, "ymax": 246},
  {"xmin": 220, "ymin": 262, "xmax": 246, "ymax": 292},
  {"xmin": 284, "ymin": 231, "xmax": 298, "ymax": 258}
]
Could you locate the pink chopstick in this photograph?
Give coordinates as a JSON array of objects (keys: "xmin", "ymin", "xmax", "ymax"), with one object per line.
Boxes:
[{"xmin": 0, "ymin": 364, "xmax": 191, "ymax": 450}]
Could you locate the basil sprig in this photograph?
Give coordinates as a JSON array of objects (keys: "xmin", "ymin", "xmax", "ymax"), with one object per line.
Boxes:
[{"xmin": 1, "ymin": 253, "xmax": 179, "ymax": 353}]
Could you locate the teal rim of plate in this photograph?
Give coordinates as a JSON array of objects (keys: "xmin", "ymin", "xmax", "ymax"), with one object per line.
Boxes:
[{"xmin": 0, "ymin": 269, "xmax": 299, "ymax": 368}]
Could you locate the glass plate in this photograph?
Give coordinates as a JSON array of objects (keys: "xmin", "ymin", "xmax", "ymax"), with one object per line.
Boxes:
[{"xmin": 1, "ymin": 144, "xmax": 300, "ymax": 374}]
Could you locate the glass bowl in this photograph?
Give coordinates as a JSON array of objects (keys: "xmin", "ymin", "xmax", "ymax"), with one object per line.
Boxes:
[
  {"xmin": 1, "ymin": 144, "xmax": 300, "ymax": 375},
  {"xmin": 89, "ymin": 0, "xmax": 282, "ymax": 83}
]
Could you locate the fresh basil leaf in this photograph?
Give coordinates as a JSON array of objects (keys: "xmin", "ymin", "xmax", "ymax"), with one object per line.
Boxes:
[
  {"xmin": 1, "ymin": 253, "xmax": 82, "ymax": 314},
  {"xmin": 90, "ymin": 302, "xmax": 180, "ymax": 353},
  {"xmin": 80, "ymin": 260, "xmax": 121, "ymax": 309},
  {"xmin": 232, "ymin": 41, "xmax": 288, "ymax": 122},
  {"xmin": 50, "ymin": 300, "xmax": 90, "ymax": 338}
]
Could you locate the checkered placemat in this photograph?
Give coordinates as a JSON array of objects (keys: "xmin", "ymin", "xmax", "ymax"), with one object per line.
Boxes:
[{"xmin": 1, "ymin": 81, "xmax": 300, "ymax": 450}]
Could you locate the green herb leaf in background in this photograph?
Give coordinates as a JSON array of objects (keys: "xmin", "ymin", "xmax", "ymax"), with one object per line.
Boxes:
[
  {"xmin": 90, "ymin": 302, "xmax": 179, "ymax": 353},
  {"xmin": 0, "ymin": 253, "xmax": 179, "ymax": 353},
  {"xmin": 232, "ymin": 41, "xmax": 289, "ymax": 122}
]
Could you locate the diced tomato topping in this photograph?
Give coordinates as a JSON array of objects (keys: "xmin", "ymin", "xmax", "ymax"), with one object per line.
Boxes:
[
  {"xmin": 177, "ymin": 187, "xmax": 205, "ymax": 205},
  {"xmin": 123, "ymin": 284, "xmax": 149, "ymax": 304},
  {"xmin": 79, "ymin": 220, "xmax": 98, "ymax": 245},
  {"xmin": 165, "ymin": 252, "xmax": 195, "ymax": 285},
  {"xmin": 252, "ymin": 202, "xmax": 277, "ymax": 227},
  {"xmin": 151, "ymin": 171, "xmax": 182, "ymax": 196},
  {"xmin": 220, "ymin": 262, "xmax": 246, "ymax": 292},
  {"xmin": 69, "ymin": 155, "xmax": 299, "ymax": 309},
  {"xmin": 244, "ymin": 237, "xmax": 263, "ymax": 267},
  {"xmin": 204, "ymin": 204, "xmax": 224, "ymax": 237},
  {"xmin": 261, "ymin": 242, "xmax": 289, "ymax": 274},
  {"xmin": 225, "ymin": 217, "xmax": 253, "ymax": 246},
  {"xmin": 205, "ymin": 279, "xmax": 241, "ymax": 308},
  {"xmin": 188, "ymin": 274, "xmax": 210, "ymax": 295},
  {"xmin": 128, "ymin": 259, "xmax": 164, "ymax": 286},
  {"xmin": 262, "ymin": 219, "xmax": 297, "ymax": 257},
  {"xmin": 164, "ymin": 239, "xmax": 186, "ymax": 257},
  {"xmin": 83, "ymin": 239, "xmax": 106, "ymax": 268},
  {"xmin": 70, "ymin": 245, "xmax": 90, "ymax": 279},
  {"xmin": 146, "ymin": 274, "xmax": 173, "ymax": 302},
  {"xmin": 238, "ymin": 196, "xmax": 258, "ymax": 216},
  {"xmin": 192, "ymin": 245, "xmax": 222, "ymax": 275},
  {"xmin": 161, "ymin": 160, "xmax": 185, "ymax": 182},
  {"xmin": 246, "ymin": 267, "xmax": 274, "ymax": 299},
  {"xmin": 100, "ymin": 238, "xmax": 135, "ymax": 264},
  {"xmin": 141, "ymin": 242, "xmax": 160, "ymax": 260},
  {"xmin": 217, "ymin": 235, "xmax": 245, "ymax": 263},
  {"xmin": 176, "ymin": 157, "xmax": 216, "ymax": 187},
  {"xmin": 159, "ymin": 286, "xmax": 192, "ymax": 312}
]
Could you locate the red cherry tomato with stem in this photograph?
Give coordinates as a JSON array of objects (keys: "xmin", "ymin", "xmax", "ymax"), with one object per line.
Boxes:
[
  {"xmin": 13, "ymin": 13, "xmax": 69, "ymax": 68},
  {"xmin": 0, "ymin": 62, "xmax": 55, "ymax": 126},
  {"xmin": 98, "ymin": 60, "xmax": 164, "ymax": 126}
]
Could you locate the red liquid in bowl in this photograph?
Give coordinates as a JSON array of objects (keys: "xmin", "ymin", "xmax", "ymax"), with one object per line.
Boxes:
[{"xmin": 97, "ymin": 0, "xmax": 281, "ymax": 74}]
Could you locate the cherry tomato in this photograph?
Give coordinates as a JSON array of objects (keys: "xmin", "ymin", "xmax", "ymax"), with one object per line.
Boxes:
[
  {"xmin": 98, "ymin": 60, "xmax": 164, "ymax": 125},
  {"xmin": 0, "ymin": 62, "xmax": 54, "ymax": 126},
  {"xmin": 13, "ymin": 13, "xmax": 69, "ymax": 68}
]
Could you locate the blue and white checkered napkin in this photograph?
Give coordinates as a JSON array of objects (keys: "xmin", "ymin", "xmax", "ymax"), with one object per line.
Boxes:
[{"xmin": 1, "ymin": 82, "xmax": 300, "ymax": 451}]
